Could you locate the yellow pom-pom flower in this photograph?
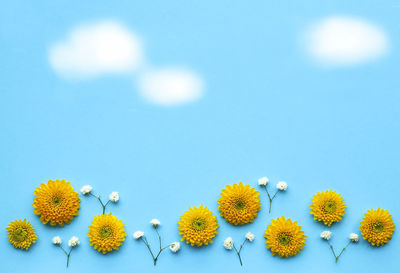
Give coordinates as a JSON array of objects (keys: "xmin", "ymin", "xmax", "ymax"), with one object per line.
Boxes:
[
  {"xmin": 6, "ymin": 219, "xmax": 37, "ymax": 250},
  {"xmin": 33, "ymin": 179, "xmax": 80, "ymax": 226},
  {"xmin": 264, "ymin": 216, "xmax": 307, "ymax": 258},
  {"xmin": 310, "ymin": 190, "xmax": 346, "ymax": 226},
  {"xmin": 178, "ymin": 205, "xmax": 219, "ymax": 247},
  {"xmin": 359, "ymin": 208, "xmax": 395, "ymax": 246},
  {"xmin": 217, "ymin": 182, "xmax": 261, "ymax": 225},
  {"xmin": 88, "ymin": 213, "xmax": 127, "ymax": 254}
]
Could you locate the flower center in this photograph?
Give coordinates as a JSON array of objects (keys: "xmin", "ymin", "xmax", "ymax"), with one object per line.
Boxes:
[
  {"xmin": 235, "ymin": 199, "xmax": 246, "ymax": 210},
  {"xmin": 278, "ymin": 233, "xmax": 291, "ymax": 246},
  {"xmin": 192, "ymin": 218, "xmax": 206, "ymax": 231},
  {"xmin": 13, "ymin": 227, "xmax": 28, "ymax": 242},
  {"xmin": 324, "ymin": 201, "xmax": 336, "ymax": 213},
  {"xmin": 373, "ymin": 222, "xmax": 384, "ymax": 233},
  {"xmin": 100, "ymin": 226, "xmax": 112, "ymax": 238},
  {"xmin": 52, "ymin": 195, "xmax": 62, "ymax": 206}
]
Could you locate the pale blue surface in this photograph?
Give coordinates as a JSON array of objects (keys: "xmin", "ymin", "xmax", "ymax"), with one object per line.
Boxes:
[{"xmin": 1, "ymin": 1, "xmax": 399, "ymax": 272}]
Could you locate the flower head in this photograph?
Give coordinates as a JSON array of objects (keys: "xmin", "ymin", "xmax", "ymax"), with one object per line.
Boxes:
[
  {"xmin": 245, "ymin": 232, "xmax": 255, "ymax": 242},
  {"xmin": 133, "ymin": 231, "xmax": 144, "ymax": 239},
  {"xmin": 310, "ymin": 190, "xmax": 346, "ymax": 226},
  {"xmin": 88, "ymin": 213, "xmax": 127, "ymax": 254},
  {"xmin": 169, "ymin": 242, "xmax": 181, "ymax": 253},
  {"xmin": 264, "ymin": 216, "xmax": 307, "ymax": 258},
  {"xmin": 359, "ymin": 208, "xmax": 395, "ymax": 246},
  {"xmin": 150, "ymin": 219, "xmax": 161, "ymax": 227},
  {"xmin": 6, "ymin": 219, "xmax": 37, "ymax": 250},
  {"xmin": 320, "ymin": 230, "xmax": 332, "ymax": 240},
  {"xmin": 178, "ymin": 205, "xmax": 219, "ymax": 247},
  {"xmin": 52, "ymin": 236, "xmax": 62, "ymax": 245},
  {"xmin": 224, "ymin": 237, "xmax": 234, "ymax": 250},
  {"xmin": 218, "ymin": 182, "xmax": 261, "ymax": 225},
  {"xmin": 80, "ymin": 185, "xmax": 93, "ymax": 195},
  {"xmin": 68, "ymin": 236, "xmax": 80, "ymax": 247},
  {"xmin": 109, "ymin": 192, "xmax": 119, "ymax": 202},
  {"xmin": 276, "ymin": 181, "xmax": 288, "ymax": 191},
  {"xmin": 33, "ymin": 179, "xmax": 80, "ymax": 226},
  {"xmin": 258, "ymin": 177, "xmax": 269, "ymax": 186},
  {"xmin": 349, "ymin": 233, "xmax": 359, "ymax": 242}
]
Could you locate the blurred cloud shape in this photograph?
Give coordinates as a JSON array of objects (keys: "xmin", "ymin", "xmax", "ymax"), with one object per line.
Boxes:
[
  {"xmin": 138, "ymin": 68, "xmax": 204, "ymax": 106},
  {"xmin": 304, "ymin": 16, "xmax": 389, "ymax": 67},
  {"xmin": 49, "ymin": 21, "xmax": 143, "ymax": 79}
]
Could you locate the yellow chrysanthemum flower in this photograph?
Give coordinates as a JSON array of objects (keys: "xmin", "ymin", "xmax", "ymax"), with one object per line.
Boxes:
[
  {"xmin": 88, "ymin": 213, "xmax": 127, "ymax": 254},
  {"xmin": 6, "ymin": 219, "xmax": 37, "ymax": 250},
  {"xmin": 310, "ymin": 190, "xmax": 346, "ymax": 226},
  {"xmin": 178, "ymin": 205, "xmax": 219, "ymax": 247},
  {"xmin": 33, "ymin": 179, "xmax": 80, "ymax": 226},
  {"xmin": 264, "ymin": 216, "xmax": 307, "ymax": 258},
  {"xmin": 218, "ymin": 182, "xmax": 261, "ymax": 225},
  {"xmin": 359, "ymin": 208, "xmax": 395, "ymax": 246}
]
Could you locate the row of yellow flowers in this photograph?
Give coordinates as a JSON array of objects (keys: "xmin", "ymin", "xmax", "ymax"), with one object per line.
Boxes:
[{"xmin": 6, "ymin": 179, "xmax": 395, "ymax": 267}]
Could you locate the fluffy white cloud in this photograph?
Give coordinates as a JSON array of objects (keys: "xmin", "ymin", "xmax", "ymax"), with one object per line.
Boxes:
[
  {"xmin": 49, "ymin": 21, "xmax": 143, "ymax": 79},
  {"xmin": 137, "ymin": 68, "xmax": 204, "ymax": 106},
  {"xmin": 305, "ymin": 16, "xmax": 389, "ymax": 66}
]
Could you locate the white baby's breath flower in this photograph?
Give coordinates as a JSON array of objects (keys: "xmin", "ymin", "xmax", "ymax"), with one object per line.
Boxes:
[
  {"xmin": 349, "ymin": 233, "xmax": 359, "ymax": 242},
  {"xmin": 245, "ymin": 232, "xmax": 255, "ymax": 242},
  {"xmin": 224, "ymin": 237, "xmax": 234, "ymax": 250},
  {"xmin": 320, "ymin": 230, "xmax": 332, "ymax": 241},
  {"xmin": 52, "ymin": 236, "xmax": 62, "ymax": 245},
  {"xmin": 109, "ymin": 192, "xmax": 119, "ymax": 202},
  {"xmin": 276, "ymin": 181, "xmax": 288, "ymax": 191},
  {"xmin": 80, "ymin": 185, "xmax": 93, "ymax": 195},
  {"xmin": 169, "ymin": 242, "xmax": 181, "ymax": 253},
  {"xmin": 150, "ymin": 219, "xmax": 161, "ymax": 227},
  {"xmin": 68, "ymin": 236, "xmax": 80, "ymax": 247},
  {"xmin": 133, "ymin": 231, "xmax": 144, "ymax": 239},
  {"xmin": 258, "ymin": 177, "xmax": 269, "ymax": 186}
]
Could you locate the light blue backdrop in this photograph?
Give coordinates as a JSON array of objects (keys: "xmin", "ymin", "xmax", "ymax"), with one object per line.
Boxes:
[{"xmin": 0, "ymin": 1, "xmax": 399, "ymax": 273}]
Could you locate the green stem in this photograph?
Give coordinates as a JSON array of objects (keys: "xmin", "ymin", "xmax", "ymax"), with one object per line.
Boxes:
[
  {"xmin": 89, "ymin": 193, "xmax": 109, "ymax": 214},
  {"xmin": 265, "ymin": 187, "xmax": 279, "ymax": 213},
  {"xmin": 233, "ymin": 244, "xmax": 243, "ymax": 266},
  {"xmin": 336, "ymin": 241, "xmax": 351, "ymax": 263}
]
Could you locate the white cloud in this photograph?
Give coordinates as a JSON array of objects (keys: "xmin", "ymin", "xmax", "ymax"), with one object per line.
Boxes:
[
  {"xmin": 137, "ymin": 68, "xmax": 204, "ymax": 106},
  {"xmin": 304, "ymin": 16, "xmax": 389, "ymax": 66},
  {"xmin": 49, "ymin": 21, "xmax": 143, "ymax": 79}
]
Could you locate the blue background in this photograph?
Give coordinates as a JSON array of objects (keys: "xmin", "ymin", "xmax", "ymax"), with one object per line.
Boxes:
[{"xmin": 0, "ymin": 1, "xmax": 399, "ymax": 272}]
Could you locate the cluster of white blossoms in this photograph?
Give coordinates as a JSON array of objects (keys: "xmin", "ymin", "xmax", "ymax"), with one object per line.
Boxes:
[
  {"xmin": 109, "ymin": 192, "xmax": 119, "ymax": 202},
  {"xmin": 169, "ymin": 242, "xmax": 181, "ymax": 253},
  {"xmin": 150, "ymin": 219, "xmax": 161, "ymax": 227},
  {"xmin": 68, "ymin": 236, "xmax": 80, "ymax": 247},
  {"xmin": 349, "ymin": 233, "xmax": 359, "ymax": 242},
  {"xmin": 320, "ymin": 230, "xmax": 332, "ymax": 240},
  {"xmin": 52, "ymin": 236, "xmax": 62, "ymax": 245},
  {"xmin": 257, "ymin": 177, "xmax": 269, "ymax": 186},
  {"xmin": 276, "ymin": 181, "xmax": 288, "ymax": 191},
  {"xmin": 245, "ymin": 232, "xmax": 255, "ymax": 242},
  {"xmin": 133, "ymin": 230, "xmax": 145, "ymax": 239},
  {"xmin": 223, "ymin": 237, "xmax": 234, "ymax": 250},
  {"xmin": 80, "ymin": 185, "xmax": 93, "ymax": 195}
]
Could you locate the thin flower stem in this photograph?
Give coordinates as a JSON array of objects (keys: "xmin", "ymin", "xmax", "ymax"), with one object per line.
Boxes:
[
  {"xmin": 89, "ymin": 192, "xmax": 109, "ymax": 214},
  {"xmin": 233, "ymin": 244, "xmax": 243, "ymax": 266},
  {"xmin": 265, "ymin": 187, "xmax": 279, "ymax": 213},
  {"xmin": 141, "ymin": 237, "xmax": 156, "ymax": 262},
  {"xmin": 59, "ymin": 246, "xmax": 73, "ymax": 268},
  {"xmin": 327, "ymin": 241, "xmax": 337, "ymax": 262},
  {"xmin": 141, "ymin": 233, "xmax": 169, "ymax": 266},
  {"xmin": 336, "ymin": 241, "xmax": 351, "ymax": 263},
  {"xmin": 155, "ymin": 227, "xmax": 162, "ymax": 251}
]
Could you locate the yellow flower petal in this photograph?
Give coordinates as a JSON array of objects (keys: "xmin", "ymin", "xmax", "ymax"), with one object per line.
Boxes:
[
  {"xmin": 310, "ymin": 190, "xmax": 346, "ymax": 226},
  {"xmin": 6, "ymin": 219, "xmax": 37, "ymax": 250},
  {"xmin": 359, "ymin": 208, "xmax": 395, "ymax": 246}
]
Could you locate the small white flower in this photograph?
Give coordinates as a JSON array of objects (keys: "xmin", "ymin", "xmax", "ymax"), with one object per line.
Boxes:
[
  {"xmin": 276, "ymin": 181, "xmax": 288, "ymax": 191},
  {"xmin": 150, "ymin": 219, "xmax": 161, "ymax": 227},
  {"xmin": 52, "ymin": 236, "xmax": 62, "ymax": 245},
  {"xmin": 169, "ymin": 242, "xmax": 181, "ymax": 253},
  {"xmin": 109, "ymin": 192, "xmax": 119, "ymax": 202},
  {"xmin": 80, "ymin": 185, "xmax": 93, "ymax": 195},
  {"xmin": 68, "ymin": 236, "xmax": 80, "ymax": 247},
  {"xmin": 133, "ymin": 231, "xmax": 144, "ymax": 239},
  {"xmin": 224, "ymin": 237, "xmax": 234, "ymax": 250},
  {"xmin": 349, "ymin": 233, "xmax": 359, "ymax": 242},
  {"xmin": 320, "ymin": 230, "xmax": 332, "ymax": 241},
  {"xmin": 258, "ymin": 177, "xmax": 269, "ymax": 186},
  {"xmin": 245, "ymin": 232, "xmax": 255, "ymax": 242}
]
